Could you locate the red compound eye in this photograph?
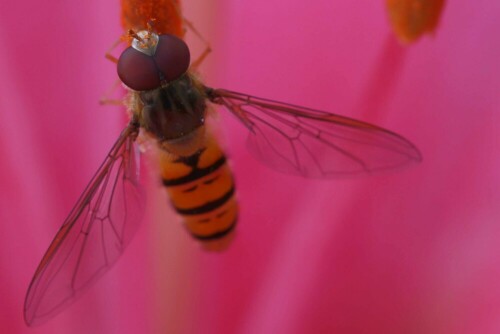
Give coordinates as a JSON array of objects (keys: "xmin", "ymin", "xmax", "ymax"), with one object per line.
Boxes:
[{"xmin": 117, "ymin": 34, "xmax": 190, "ymax": 91}]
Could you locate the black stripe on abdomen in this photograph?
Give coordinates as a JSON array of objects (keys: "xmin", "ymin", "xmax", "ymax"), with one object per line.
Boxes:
[
  {"xmin": 190, "ymin": 219, "xmax": 237, "ymax": 241},
  {"xmin": 162, "ymin": 156, "xmax": 226, "ymax": 186},
  {"xmin": 172, "ymin": 186, "xmax": 235, "ymax": 215}
]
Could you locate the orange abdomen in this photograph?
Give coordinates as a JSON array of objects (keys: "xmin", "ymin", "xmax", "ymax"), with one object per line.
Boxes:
[
  {"xmin": 121, "ymin": 0, "xmax": 184, "ymax": 37},
  {"xmin": 159, "ymin": 132, "xmax": 238, "ymax": 251}
]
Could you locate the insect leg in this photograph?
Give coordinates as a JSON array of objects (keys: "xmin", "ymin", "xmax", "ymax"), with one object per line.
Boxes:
[
  {"xmin": 100, "ymin": 36, "xmax": 129, "ymax": 106},
  {"xmin": 104, "ymin": 37, "xmax": 124, "ymax": 63},
  {"xmin": 99, "ymin": 79, "xmax": 124, "ymax": 106},
  {"xmin": 183, "ymin": 16, "xmax": 212, "ymax": 70}
]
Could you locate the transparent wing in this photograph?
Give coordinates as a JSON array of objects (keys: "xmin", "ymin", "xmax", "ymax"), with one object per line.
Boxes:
[
  {"xmin": 24, "ymin": 124, "xmax": 145, "ymax": 326},
  {"xmin": 207, "ymin": 88, "xmax": 422, "ymax": 178}
]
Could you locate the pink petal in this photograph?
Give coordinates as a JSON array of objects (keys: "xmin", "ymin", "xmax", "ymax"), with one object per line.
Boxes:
[{"xmin": 2, "ymin": 1, "xmax": 499, "ymax": 333}]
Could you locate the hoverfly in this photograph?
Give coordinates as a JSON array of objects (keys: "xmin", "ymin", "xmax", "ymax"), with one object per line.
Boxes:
[{"xmin": 24, "ymin": 0, "xmax": 421, "ymax": 326}]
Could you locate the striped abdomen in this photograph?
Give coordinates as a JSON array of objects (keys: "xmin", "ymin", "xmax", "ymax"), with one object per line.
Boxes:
[{"xmin": 159, "ymin": 132, "xmax": 238, "ymax": 251}]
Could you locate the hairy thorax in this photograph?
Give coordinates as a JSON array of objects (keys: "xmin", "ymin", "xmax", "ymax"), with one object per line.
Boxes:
[{"xmin": 127, "ymin": 73, "xmax": 208, "ymax": 156}]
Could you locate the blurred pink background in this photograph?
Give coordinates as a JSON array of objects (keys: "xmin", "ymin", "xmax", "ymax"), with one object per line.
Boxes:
[{"xmin": 1, "ymin": 0, "xmax": 500, "ymax": 333}]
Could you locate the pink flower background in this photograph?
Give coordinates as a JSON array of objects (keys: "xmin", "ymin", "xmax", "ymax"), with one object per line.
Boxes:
[{"xmin": 1, "ymin": 0, "xmax": 500, "ymax": 333}]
